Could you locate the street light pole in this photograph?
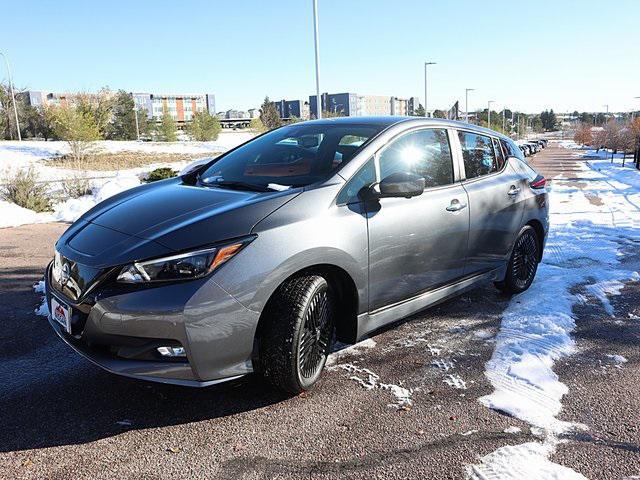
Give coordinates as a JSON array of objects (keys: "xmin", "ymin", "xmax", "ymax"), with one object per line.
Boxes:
[
  {"xmin": 133, "ymin": 105, "xmax": 140, "ymax": 141},
  {"xmin": 502, "ymin": 108, "xmax": 506, "ymax": 132},
  {"xmin": 312, "ymin": 0, "xmax": 322, "ymax": 120},
  {"xmin": 0, "ymin": 51, "xmax": 21, "ymax": 141},
  {"xmin": 424, "ymin": 61, "xmax": 436, "ymax": 117},
  {"xmin": 465, "ymin": 88, "xmax": 474, "ymax": 123},
  {"xmin": 487, "ymin": 100, "xmax": 494, "ymax": 129}
]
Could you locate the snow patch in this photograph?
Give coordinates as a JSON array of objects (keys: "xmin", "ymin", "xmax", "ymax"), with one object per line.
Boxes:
[
  {"xmin": 337, "ymin": 363, "xmax": 412, "ymax": 409},
  {"xmin": 33, "ymin": 280, "xmax": 48, "ymax": 317},
  {"xmin": 443, "ymin": 374, "xmax": 467, "ymax": 390},
  {"xmin": 504, "ymin": 426, "xmax": 522, "ymax": 434},
  {"xmin": 325, "ymin": 338, "xmax": 376, "ymax": 367},
  {"xmin": 467, "ymin": 440, "xmax": 588, "ymax": 480},
  {"xmin": 606, "ymin": 354, "xmax": 627, "ymax": 365},
  {"xmin": 470, "ymin": 145, "xmax": 639, "ymax": 477}
]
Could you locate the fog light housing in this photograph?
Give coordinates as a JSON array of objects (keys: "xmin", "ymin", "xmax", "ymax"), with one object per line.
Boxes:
[{"xmin": 157, "ymin": 346, "xmax": 186, "ymax": 357}]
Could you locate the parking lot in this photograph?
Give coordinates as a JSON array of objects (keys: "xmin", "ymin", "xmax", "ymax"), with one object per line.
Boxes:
[{"xmin": 1, "ymin": 143, "xmax": 639, "ymax": 479}]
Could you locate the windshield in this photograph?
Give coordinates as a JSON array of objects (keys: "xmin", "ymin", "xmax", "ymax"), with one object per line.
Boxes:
[{"xmin": 199, "ymin": 123, "xmax": 383, "ymax": 189}]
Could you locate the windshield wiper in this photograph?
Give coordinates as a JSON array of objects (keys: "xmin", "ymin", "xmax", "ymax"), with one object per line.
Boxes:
[{"xmin": 203, "ymin": 179, "xmax": 274, "ymax": 192}]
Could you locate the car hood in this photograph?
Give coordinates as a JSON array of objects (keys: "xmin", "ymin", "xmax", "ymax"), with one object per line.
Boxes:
[{"xmin": 56, "ymin": 177, "xmax": 299, "ymax": 268}]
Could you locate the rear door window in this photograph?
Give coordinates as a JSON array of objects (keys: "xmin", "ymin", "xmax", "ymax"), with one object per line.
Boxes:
[{"xmin": 457, "ymin": 131, "xmax": 498, "ymax": 179}]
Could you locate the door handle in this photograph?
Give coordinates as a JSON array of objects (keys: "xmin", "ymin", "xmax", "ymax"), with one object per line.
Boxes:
[
  {"xmin": 508, "ymin": 186, "xmax": 521, "ymax": 196},
  {"xmin": 446, "ymin": 199, "xmax": 467, "ymax": 212}
]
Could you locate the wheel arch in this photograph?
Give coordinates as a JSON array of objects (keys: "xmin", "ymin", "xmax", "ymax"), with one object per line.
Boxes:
[
  {"xmin": 253, "ymin": 263, "xmax": 360, "ymax": 364},
  {"xmin": 524, "ymin": 218, "xmax": 545, "ymax": 261}
]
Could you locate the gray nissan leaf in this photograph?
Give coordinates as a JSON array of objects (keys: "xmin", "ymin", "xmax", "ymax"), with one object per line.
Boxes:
[{"xmin": 45, "ymin": 117, "xmax": 549, "ymax": 394}]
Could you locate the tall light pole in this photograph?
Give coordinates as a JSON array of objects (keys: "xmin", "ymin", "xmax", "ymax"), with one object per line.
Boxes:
[
  {"xmin": 0, "ymin": 51, "xmax": 21, "ymax": 141},
  {"xmin": 312, "ymin": 0, "xmax": 322, "ymax": 119},
  {"xmin": 133, "ymin": 105, "xmax": 140, "ymax": 141},
  {"xmin": 465, "ymin": 88, "xmax": 475, "ymax": 123},
  {"xmin": 487, "ymin": 100, "xmax": 494, "ymax": 129},
  {"xmin": 424, "ymin": 61, "xmax": 436, "ymax": 117},
  {"xmin": 502, "ymin": 107, "xmax": 506, "ymax": 132}
]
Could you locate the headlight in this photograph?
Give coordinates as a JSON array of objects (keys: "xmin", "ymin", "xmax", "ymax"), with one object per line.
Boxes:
[{"xmin": 116, "ymin": 238, "xmax": 253, "ymax": 283}]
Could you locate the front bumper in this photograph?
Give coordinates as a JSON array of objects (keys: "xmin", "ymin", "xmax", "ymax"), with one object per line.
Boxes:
[{"xmin": 44, "ymin": 262, "xmax": 260, "ymax": 387}]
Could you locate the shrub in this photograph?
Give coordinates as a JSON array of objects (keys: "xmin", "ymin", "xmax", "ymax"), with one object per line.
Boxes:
[
  {"xmin": 1, "ymin": 167, "xmax": 52, "ymax": 212},
  {"xmin": 250, "ymin": 117, "xmax": 266, "ymax": 134},
  {"xmin": 47, "ymin": 105, "xmax": 101, "ymax": 162},
  {"xmin": 187, "ymin": 111, "xmax": 221, "ymax": 141},
  {"xmin": 143, "ymin": 167, "xmax": 178, "ymax": 183}
]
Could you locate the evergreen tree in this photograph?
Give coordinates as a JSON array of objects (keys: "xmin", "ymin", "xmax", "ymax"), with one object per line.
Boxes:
[
  {"xmin": 155, "ymin": 107, "xmax": 177, "ymax": 142},
  {"xmin": 187, "ymin": 110, "xmax": 221, "ymax": 141},
  {"xmin": 540, "ymin": 109, "xmax": 558, "ymax": 131},
  {"xmin": 413, "ymin": 104, "xmax": 425, "ymax": 116},
  {"xmin": 259, "ymin": 96, "xmax": 282, "ymax": 130},
  {"xmin": 106, "ymin": 90, "xmax": 146, "ymax": 140},
  {"xmin": 23, "ymin": 105, "xmax": 54, "ymax": 140}
]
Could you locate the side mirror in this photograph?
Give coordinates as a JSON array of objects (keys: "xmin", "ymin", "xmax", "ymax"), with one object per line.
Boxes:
[{"xmin": 377, "ymin": 172, "xmax": 425, "ymax": 198}]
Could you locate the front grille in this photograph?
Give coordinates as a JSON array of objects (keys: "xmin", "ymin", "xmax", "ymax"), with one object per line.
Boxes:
[{"xmin": 51, "ymin": 251, "xmax": 104, "ymax": 301}]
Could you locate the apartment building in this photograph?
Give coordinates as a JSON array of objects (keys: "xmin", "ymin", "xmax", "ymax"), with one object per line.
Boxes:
[
  {"xmin": 309, "ymin": 92, "xmax": 421, "ymax": 118},
  {"xmin": 23, "ymin": 90, "xmax": 217, "ymax": 125},
  {"xmin": 22, "ymin": 90, "xmax": 117, "ymax": 108},
  {"xmin": 132, "ymin": 92, "xmax": 216, "ymax": 124},
  {"xmin": 273, "ymin": 99, "xmax": 310, "ymax": 120}
]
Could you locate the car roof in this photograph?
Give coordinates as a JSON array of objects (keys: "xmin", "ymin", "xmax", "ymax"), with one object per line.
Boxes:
[{"xmin": 298, "ymin": 116, "xmax": 514, "ymax": 141}]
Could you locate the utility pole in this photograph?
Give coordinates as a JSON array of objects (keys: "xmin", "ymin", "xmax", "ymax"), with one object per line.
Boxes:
[
  {"xmin": 133, "ymin": 105, "xmax": 140, "ymax": 141},
  {"xmin": 312, "ymin": 0, "xmax": 322, "ymax": 119},
  {"xmin": 0, "ymin": 51, "xmax": 21, "ymax": 141},
  {"xmin": 465, "ymin": 88, "xmax": 474, "ymax": 123},
  {"xmin": 487, "ymin": 100, "xmax": 494, "ymax": 129},
  {"xmin": 424, "ymin": 62, "xmax": 436, "ymax": 117},
  {"xmin": 502, "ymin": 108, "xmax": 506, "ymax": 132}
]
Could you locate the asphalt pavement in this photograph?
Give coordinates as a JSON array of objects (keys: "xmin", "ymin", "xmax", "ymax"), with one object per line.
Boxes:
[{"xmin": 1, "ymin": 144, "xmax": 639, "ymax": 479}]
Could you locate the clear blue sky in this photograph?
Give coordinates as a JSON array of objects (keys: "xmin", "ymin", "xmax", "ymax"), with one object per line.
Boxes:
[{"xmin": 2, "ymin": 0, "xmax": 639, "ymax": 113}]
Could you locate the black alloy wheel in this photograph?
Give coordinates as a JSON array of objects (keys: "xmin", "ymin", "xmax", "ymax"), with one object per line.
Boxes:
[{"xmin": 495, "ymin": 226, "xmax": 540, "ymax": 294}]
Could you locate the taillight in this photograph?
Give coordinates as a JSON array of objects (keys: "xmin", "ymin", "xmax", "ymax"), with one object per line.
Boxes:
[{"xmin": 530, "ymin": 175, "xmax": 546, "ymax": 189}]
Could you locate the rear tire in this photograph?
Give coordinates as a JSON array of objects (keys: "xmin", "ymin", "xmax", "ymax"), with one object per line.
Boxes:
[
  {"xmin": 259, "ymin": 275, "xmax": 335, "ymax": 394},
  {"xmin": 495, "ymin": 226, "xmax": 540, "ymax": 294}
]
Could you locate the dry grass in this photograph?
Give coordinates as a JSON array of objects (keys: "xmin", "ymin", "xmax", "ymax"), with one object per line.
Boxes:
[{"xmin": 45, "ymin": 151, "xmax": 219, "ymax": 171}]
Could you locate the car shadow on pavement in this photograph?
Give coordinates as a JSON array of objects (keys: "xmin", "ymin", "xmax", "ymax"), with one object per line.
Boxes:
[{"xmin": 0, "ymin": 344, "xmax": 289, "ymax": 452}]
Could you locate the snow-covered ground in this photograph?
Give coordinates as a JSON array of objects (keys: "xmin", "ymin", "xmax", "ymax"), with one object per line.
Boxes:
[
  {"xmin": 468, "ymin": 143, "xmax": 640, "ymax": 479},
  {"xmin": 0, "ymin": 131, "xmax": 254, "ymax": 229}
]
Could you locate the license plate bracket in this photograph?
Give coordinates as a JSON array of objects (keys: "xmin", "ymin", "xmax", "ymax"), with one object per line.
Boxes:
[{"xmin": 51, "ymin": 296, "xmax": 72, "ymax": 334}]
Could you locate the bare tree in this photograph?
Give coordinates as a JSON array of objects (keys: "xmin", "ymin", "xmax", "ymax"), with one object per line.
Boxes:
[{"xmin": 573, "ymin": 122, "xmax": 593, "ymax": 146}]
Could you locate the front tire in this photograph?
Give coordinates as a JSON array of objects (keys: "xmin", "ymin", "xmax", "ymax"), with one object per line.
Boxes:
[
  {"xmin": 495, "ymin": 226, "xmax": 540, "ymax": 294},
  {"xmin": 259, "ymin": 275, "xmax": 335, "ymax": 394}
]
